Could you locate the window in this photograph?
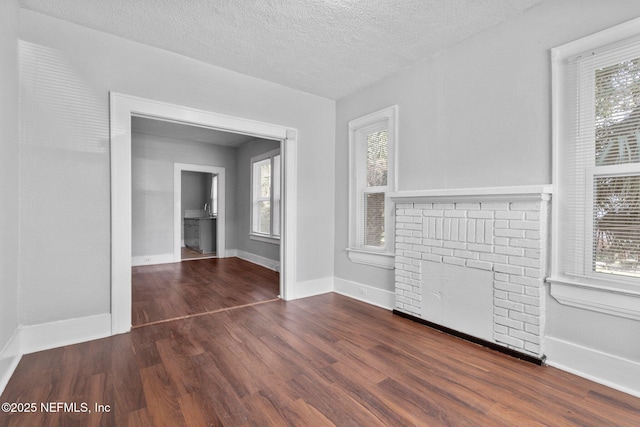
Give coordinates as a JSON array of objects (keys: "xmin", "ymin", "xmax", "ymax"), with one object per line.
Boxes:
[
  {"xmin": 348, "ymin": 106, "xmax": 398, "ymax": 268},
  {"xmin": 251, "ymin": 149, "xmax": 280, "ymax": 242},
  {"xmin": 551, "ymin": 18, "xmax": 640, "ymax": 319},
  {"xmin": 211, "ymin": 174, "xmax": 218, "ymax": 216}
]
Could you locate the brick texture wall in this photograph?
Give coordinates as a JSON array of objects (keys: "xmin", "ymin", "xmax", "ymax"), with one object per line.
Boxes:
[{"xmin": 394, "ymin": 198, "xmax": 549, "ymax": 357}]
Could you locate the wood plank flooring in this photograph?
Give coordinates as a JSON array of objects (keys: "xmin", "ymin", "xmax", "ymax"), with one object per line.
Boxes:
[
  {"xmin": 2, "ymin": 292, "xmax": 639, "ymax": 426},
  {"xmin": 132, "ymin": 257, "xmax": 279, "ymax": 326},
  {"xmin": 181, "ymin": 247, "xmax": 216, "ymax": 260}
]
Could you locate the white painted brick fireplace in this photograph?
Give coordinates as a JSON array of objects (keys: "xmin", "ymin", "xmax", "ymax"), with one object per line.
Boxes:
[{"xmin": 390, "ymin": 186, "xmax": 553, "ymax": 359}]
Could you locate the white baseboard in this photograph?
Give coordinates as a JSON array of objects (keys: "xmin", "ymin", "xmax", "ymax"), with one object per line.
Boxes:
[
  {"xmin": 132, "ymin": 253, "xmax": 176, "ymax": 266},
  {"xmin": 334, "ymin": 277, "xmax": 395, "ymax": 310},
  {"xmin": 20, "ymin": 313, "xmax": 112, "ymax": 355},
  {"xmin": 292, "ymin": 276, "xmax": 334, "ymax": 299},
  {"xmin": 0, "ymin": 329, "xmax": 22, "ymax": 396},
  {"xmin": 232, "ymin": 249, "xmax": 280, "ymax": 272},
  {"xmin": 545, "ymin": 336, "xmax": 640, "ymax": 398},
  {"xmin": 1, "ymin": 313, "xmax": 111, "ymax": 395}
]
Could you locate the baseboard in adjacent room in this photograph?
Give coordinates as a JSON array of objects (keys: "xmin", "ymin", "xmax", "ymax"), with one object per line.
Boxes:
[
  {"xmin": 545, "ymin": 336, "xmax": 640, "ymax": 398},
  {"xmin": 334, "ymin": 277, "xmax": 395, "ymax": 310},
  {"xmin": 132, "ymin": 253, "xmax": 176, "ymax": 266},
  {"xmin": 232, "ymin": 249, "xmax": 280, "ymax": 272}
]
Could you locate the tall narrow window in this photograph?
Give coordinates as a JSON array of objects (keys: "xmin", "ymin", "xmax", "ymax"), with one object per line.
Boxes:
[
  {"xmin": 363, "ymin": 125, "xmax": 388, "ymax": 247},
  {"xmin": 272, "ymin": 154, "xmax": 281, "ymax": 237},
  {"xmin": 211, "ymin": 174, "xmax": 218, "ymax": 216},
  {"xmin": 251, "ymin": 149, "xmax": 280, "ymax": 241},
  {"xmin": 348, "ymin": 106, "xmax": 398, "ymax": 268}
]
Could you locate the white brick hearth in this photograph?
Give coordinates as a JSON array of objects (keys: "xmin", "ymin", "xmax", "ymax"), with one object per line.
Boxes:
[{"xmin": 390, "ymin": 186, "xmax": 552, "ymax": 358}]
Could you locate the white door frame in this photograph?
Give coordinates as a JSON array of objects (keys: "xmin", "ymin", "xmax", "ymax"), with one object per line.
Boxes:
[
  {"xmin": 174, "ymin": 164, "xmax": 226, "ymax": 261},
  {"xmin": 110, "ymin": 92, "xmax": 297, "ymax": 335}
]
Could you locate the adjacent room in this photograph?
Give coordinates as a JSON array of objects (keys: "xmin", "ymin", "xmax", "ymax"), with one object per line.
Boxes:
[
  {"xmin": 1, "ymin": 0, "xmax": 640, "ymax": 425},
  {"xmin": 129, "ymin": 117, "xmax": 282, "ymax": 326}
]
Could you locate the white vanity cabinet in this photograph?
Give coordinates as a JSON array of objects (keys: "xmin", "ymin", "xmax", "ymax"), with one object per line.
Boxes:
[{"xmin": 184, "ymin": 217, "xmax": 216, "ymax": 254}]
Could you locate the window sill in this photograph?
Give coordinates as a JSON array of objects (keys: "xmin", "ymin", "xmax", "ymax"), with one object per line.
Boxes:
[
  {"xmin": 347, "ymin": 248, "xmax": 395, "ymax": 269},
  {"xmin": 547, "ymin": 276, "xmax": 640, "ymax": 321},
  {"xmin": 249, "ymin": 233, "xmax": 280, "ymax": 244}
]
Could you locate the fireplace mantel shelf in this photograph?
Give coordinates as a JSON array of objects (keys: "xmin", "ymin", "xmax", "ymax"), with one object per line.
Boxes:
[{"xmin": 388, "ymin": 185, "xmax": 553, "ymax": 203}]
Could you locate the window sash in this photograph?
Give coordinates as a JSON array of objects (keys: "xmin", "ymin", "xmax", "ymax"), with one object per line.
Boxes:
[
  {"xmin": 362, "ymin": 190, "xmax": 386, "ymax": 248},
  {"xmin": 211, "ymin": 174, "xmax": 218, "ymax": 216},
  {"xmin": 251, "ymin": 151, "xmax": 280, "ymax": 238},
  {"xmin": 273, "ymin": 154, "xmax": 281, "ymax": 237},
  {"xmin": 356, "ymin": 124, "xmax": 389, "ymax": 250},
  {"xmin": 587, "ymin": 167, "xmax": 640, "ymax": 278}
]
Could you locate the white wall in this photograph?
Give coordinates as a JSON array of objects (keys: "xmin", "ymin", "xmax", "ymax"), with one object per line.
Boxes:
[
  {"xmin": 181, "ymin": 171, "xmax": 211, "ymax": 217},
  {"xmin": 132, "ymin": 133, "xmax": 238, "ymax": 258},
  {"xmin": 335, "ymin": 0, "xmax": 640, "ymax": 394},
  {"xmin": 0, "ymin": 0, "xmax": 20, "ymax": 385},
  {"xmin": 18, "ymin": 9, "xmax": 336, "ymax": 327}
]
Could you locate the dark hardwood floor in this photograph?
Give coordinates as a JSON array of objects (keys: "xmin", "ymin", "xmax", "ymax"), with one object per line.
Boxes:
[
  {"xmin": 0, "ymin": 260, "xmax": 640, "ymax": 427},
  {"xmin": 2, "ymin": 292, "xmax": 639, "ymax": 426},
  {"xmin": 181, "ymin": 247, "xmax": 216, "ymax": 260},
  {"xmin": 132, "ymin": 257, "xmax": 280, "ymax": 326}
]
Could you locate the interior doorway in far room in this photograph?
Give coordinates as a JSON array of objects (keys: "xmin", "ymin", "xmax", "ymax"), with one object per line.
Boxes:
[{"xmin": 181, "ymin": 170, "xmax": 218, "ymax": 260}]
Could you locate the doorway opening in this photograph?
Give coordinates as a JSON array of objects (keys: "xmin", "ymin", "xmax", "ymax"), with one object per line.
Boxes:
[
  {"xmin": 110, "ymin": 92, "xmax": 297, "ymax": 335},
  {"xmin": 174, "ymin": 165, "xmax": 225, "ymax": 262},
  {"xmin": 181, "ymin": 171, "xmax": 218, "ymax": 260}
]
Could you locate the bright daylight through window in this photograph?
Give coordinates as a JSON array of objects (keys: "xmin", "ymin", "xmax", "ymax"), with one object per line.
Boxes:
[
  {"xmin": 592, "ymin": 58, "xmax": 640, "ymax": 277},
  {"xmin": 364, "ymin": 128, "xmax": 388, "ymax": 247},
  {"xmin": 554, "ymin": 26, "xmax": 640, "ymax": 284},
  {"xmin": 551, "ymin": 19, "xmax": 640, "ymax": 319},
  {"xmin": 348, "ymin": 106, "xmax": 397, "ymax": 268},
  {"xmin": 251, "ymin": 149, "xmax": 280, "ymax": 240}
]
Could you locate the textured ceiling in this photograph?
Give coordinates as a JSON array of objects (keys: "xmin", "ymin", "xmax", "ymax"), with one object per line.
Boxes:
[{"xmin": 19, "ymin": 0, "xmax": 542, "ymax": 99}]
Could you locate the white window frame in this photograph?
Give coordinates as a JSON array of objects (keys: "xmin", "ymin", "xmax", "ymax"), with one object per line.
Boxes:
[
  {"xmin": 550, "ymin": 17, "xmax": 640, "ymax": 320},
  {"xmin": 211, "ymin": 174, "xmax": 218, "ymax": 216},
  {"xmin": 250, "ymin": 148, "xmax": 281, "ymax": 244},
  {"xmin": 347, "ymin": 105, "xmax": 398, "ymax": 269}
]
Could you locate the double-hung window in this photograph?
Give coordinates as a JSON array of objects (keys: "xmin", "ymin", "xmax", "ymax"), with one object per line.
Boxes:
[
  {"xmin": 552, "ymin": 18, "xmax": 640, "ymax": 318},
  {"xmin": 251, "ymin": 149, "xmax": 280, "ymax": 242},
  {"xmin": 211, "ymin": 174, "xmax": 218, "ymax": 216},
  {"xmin": 348, "ymin": 106, "xmax": 398, "ymax": 268}
]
